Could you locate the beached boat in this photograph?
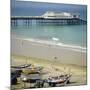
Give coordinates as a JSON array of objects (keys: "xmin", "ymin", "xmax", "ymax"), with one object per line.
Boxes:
[
  {"xmin": 21, "ymin": 73, "xmax": 42, "ymax": 88},
  {"xmin": 22, "ymin": 66, "xmax": 43, "ymax": 74},
  {"xmin": 11, "ymin": 69, "xmax": 22, "ymax": 85},
  {"xmin": 11, "ymin": 64, "xmax": 31, "ymax": 69},
  {"xmin": 46, "ymin": 74, "xmax": 71, "ymax": 87}
]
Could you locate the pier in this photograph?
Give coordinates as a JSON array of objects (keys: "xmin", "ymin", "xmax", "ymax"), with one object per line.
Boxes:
[
  {"xmin": 11, "ymin": 16, "xmax": 86, "ymax": 26},
  {"xmin": 11, "ymin": 12, "xmax": 87, "ymax": 26}
]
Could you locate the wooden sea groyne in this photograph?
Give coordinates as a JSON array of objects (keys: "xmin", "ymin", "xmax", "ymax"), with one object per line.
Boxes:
[{"xmin": 11, "ymin": 16, "xmax": 87, "ymax": 26}]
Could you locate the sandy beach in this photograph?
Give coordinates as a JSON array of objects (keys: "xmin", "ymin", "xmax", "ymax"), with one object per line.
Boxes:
[
  {"xmin": 11, "ymin": 55, "xmax": 87, "ymax": 87},
  {"xmin": 11, "ymin": 37, "xmax": 87, "ymax": 89},
  {"xmin": 11, "ymin": 37, "xmax": 87, "ymax": 66},
  {"xmin": 11, "ymin": 1, "xmax": 87, "ymax": 89}
]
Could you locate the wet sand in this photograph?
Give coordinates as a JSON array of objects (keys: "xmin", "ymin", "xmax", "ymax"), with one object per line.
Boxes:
[{"xmin": 11, "ymin": 38, "xmax": 87, "ymax": 66}]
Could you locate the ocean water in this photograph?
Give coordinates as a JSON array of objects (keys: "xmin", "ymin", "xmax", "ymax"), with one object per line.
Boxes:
[
  {"xmin": 11, "ymin": 0, "xmax": 87, "ymax": 21},
  {"xmin": 11, "ymin": 0, "xmax": 87, "ymax": 50},
  {"xmin": 11, "ymin": 24, "xmax": 87, "ymax": 49}
]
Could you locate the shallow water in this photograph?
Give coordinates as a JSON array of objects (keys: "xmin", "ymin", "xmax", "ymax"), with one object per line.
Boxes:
[{"xmin": 11, "ymin": 24, "xmax": 87, "ymax": 48}]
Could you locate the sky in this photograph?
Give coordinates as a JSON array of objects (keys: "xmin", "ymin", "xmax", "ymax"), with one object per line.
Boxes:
[{"xmin": 11, "ymin": 0, "xmax": 87, "ymax": 20}]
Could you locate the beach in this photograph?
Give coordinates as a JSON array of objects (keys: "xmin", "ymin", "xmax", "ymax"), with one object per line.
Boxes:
[
  {"xmin": 11, "ymin": 35, "xmax": 87, "ymax": 89},
  {"xmin": 11, "ymin": 1, "xmax": 87, "ymax": 89},
  {"xmin": 11, "ymin": 37, "xmax": 87, "ymax": 66},
  {"xmin": 11, "ymin": 55, "xmax": 87, "ymax": 88}
]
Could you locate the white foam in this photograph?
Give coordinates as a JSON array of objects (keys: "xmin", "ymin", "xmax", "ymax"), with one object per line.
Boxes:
[
  {"xmin": 13, "ymin": 37, "xmax": 86, "ymax": 53},
  {"xmin": 57, "ymin": 43, "xmax": 86, "ymax": 53},
  {"xmin": 52, "ymin": 37, "xmax": 59, "ymax": 41}
]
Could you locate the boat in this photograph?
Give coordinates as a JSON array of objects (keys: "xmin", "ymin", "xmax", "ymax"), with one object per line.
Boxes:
[
  {"xmin": 11, "ymin": 64, "xmax": 31, "ymax": 69},
  {"xmin": 46, "ymin": 74, "xmax": 71, "ymax": 87}
]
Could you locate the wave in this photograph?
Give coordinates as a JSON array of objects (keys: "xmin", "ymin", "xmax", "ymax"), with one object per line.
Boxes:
[
  {"xmin": 52, "ymin": 37, "xmax": 59, "ymax": 41},
  {"xmin": 15, "ymin": 37, "xmax": 86, "ymax": 53},
  {"xmin": 12, "ymin": 34, "xmax": 86, "ymax": 53},
  {"xmin": 57, "ymin": 43, "xmax": 86, "ymax": 53},
  {"xmin": 51, "ymin": 37, "xmax": 86, "ymax": 52}
]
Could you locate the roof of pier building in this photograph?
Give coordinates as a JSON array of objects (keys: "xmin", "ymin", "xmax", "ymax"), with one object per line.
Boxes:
[{"xmin": 42, "ymin": 11, "xmax": 79, "ymax": 19}]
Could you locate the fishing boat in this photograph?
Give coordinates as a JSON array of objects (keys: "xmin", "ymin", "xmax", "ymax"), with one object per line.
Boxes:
[{"xmin": 46, "ymin": 74, "xmax": 71, "ymax": 87}]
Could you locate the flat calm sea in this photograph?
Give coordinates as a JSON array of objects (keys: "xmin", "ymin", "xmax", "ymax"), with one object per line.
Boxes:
[{"xmin": 11, "ymin": 24, "xmax": 87, "ymax": 49}]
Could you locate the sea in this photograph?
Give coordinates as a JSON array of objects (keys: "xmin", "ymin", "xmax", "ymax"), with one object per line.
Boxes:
[{"xmin": 11, "ymin": 0, "xmax": 87, "ymax": 50}]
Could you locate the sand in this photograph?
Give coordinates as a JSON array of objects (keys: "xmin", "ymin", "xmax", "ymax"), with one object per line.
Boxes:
[
  {"xmin": 11, "ymin": 37, "xmax": 87, "ymax": 66},
  {"xmin": 11, "ymin": 55, "xmax": 87, "ymax": 86},
  {"xmin": 11, "ymin": 37, "xmax": 87, "ymax": 88}
]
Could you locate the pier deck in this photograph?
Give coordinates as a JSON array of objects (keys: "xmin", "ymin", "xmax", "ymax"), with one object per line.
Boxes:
[{"xmin": 11, "ymin": 16, "xmax": 87, "ymax": 25}]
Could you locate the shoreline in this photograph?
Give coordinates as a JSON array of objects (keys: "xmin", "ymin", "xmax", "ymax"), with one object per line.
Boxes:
[
  {"xmin": 11, "ymin": 37, "xmax": 87, "ymax": 66},
  {"xmin": 11, "ymin": 36, "xmax": 86, "ymax": 53},
  {"xmin": 23, "ymin": 38, "xmax": 86, "ymax": 53}
]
